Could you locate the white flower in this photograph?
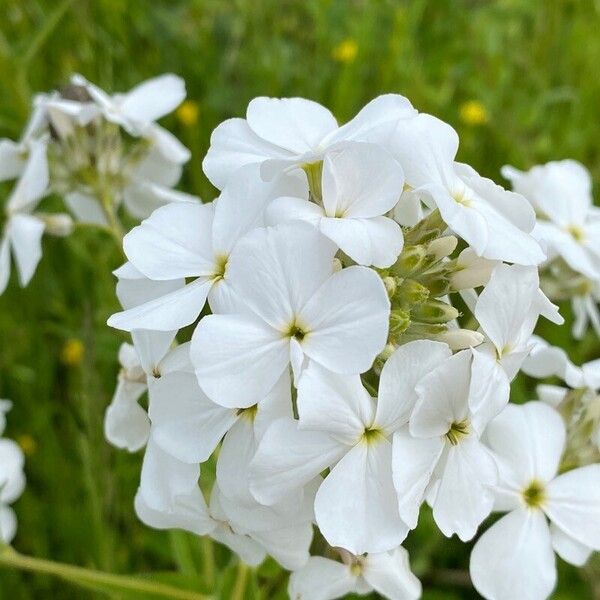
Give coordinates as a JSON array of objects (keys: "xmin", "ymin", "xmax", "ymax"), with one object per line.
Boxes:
[
  {"xmin": 135, "ymin": 440, "xmax": 314, "ymax": 569},
  {"xmin": 0, "ymin": 404, "xmax": 26, "ymax": 543},
  {"xmin": 202, "ymin": 94, "xmax": 417, "ymax": 189},
  {"xmin": 571, "ymin": 283, "xmax": 600, "ymax": 339},
  {"xmin": 470, "ymin": 402, "xmax": 600, "ymax": 600},
  {"xmin": 503, "ymin": 160, "xmax": 600, "ymax": 279},
  {"xmin": 288, "ymin": 547, "xmax": 421, "ymax": 600},
  {"xmin": 0, "ymin": 138, "xmax": 49, "ymax": 294},
  {"xmin": 250, "ymin": 340, "xmax": 450, "ymax": 554},
  {"xmin": 267, "ymin": 141, "xmax": 404, "ymax": 267},
  {"xmin": 393, "ymin": 349, "xmax": 498, "ymax": 541},
  {"xmin": 389, "ymin": 114, "xmax": 544, "ymax": 265},
  {"xmin": 108, "ymin": 166, "xmax": 306, "ymax": 333},
  {"xmin": 71, "ymin": 73, "xmax": 189, "ymax": 163},
  {"xmin": 191, "ymin": 221, "xmax": 390, "ymax": 408},
  {"xmin": 469, "ymin": 264, "xmax": 564, "ymax": 424}
]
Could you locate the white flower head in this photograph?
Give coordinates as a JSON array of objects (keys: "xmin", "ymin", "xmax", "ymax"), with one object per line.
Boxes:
[
  {"xmin": 267, "ymin": 141, "xmax": 405, "ymax": 268},
  {"xmin": 203, "ymin": 94, "xmax": 417, "ymax": 189},
  {"xmin": 191, "ymin": 221, "xmax": 390, "ymax": 408},
  {"xmin": 389, "ymin": 114, "xmax": 544, "ymax": 265},
  {"xmin": 288, "ymin": 547, "xmax": 421, "ymax": 600},
  {"xmin": 470, "ymin": 402, "xmax": 600, "ymax": 600}
]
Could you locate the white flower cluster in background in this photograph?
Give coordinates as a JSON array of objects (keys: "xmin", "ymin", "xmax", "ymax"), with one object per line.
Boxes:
[
  {"xmin": 105, "ymin": 93, "xmax": 600, "ymax": 600},
  {"xmin": 0, "ymin": 74, "xmax": 193, "ymax": 295},
  {"xmin": 0, "ymin": 401, "xmax": 26, "ymax": 544},
  {"xmin": 503, "ymin": 160, "xmax": 600, "ymax": 338}
]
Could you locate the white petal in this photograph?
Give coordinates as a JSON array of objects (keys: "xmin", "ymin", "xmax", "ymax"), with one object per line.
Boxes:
[
  {"xmin": 431, "ymin": 439, "xmax": 497, "ymax": 541},
  {"xmin": 0, "ymin": 439, "xmax": 26, "ymax": 504},
  {"xmin": 297, "ymin": 362, "xmax": 373, "ymax": 444},
  {"xmin": 212, "ymin": 164, "xmax": 309, "ymax": 255},
  {"xmin": 0, "ymin": 139, "xmax": 25, "ymax": 181},
  {"xmin": 386, "ymin": 113, "xmax": 458, "ymax": 189},
  {"xmin": 315, "ymin": 440, "xmax": 408, "ymax": 554},
  {"xmin": 108, "ymin": 277, "xmax": 212, "ymax": 332},
  {"xmin": 474, "ymin": 263, "xmax": 539, "ymax": 353},
  {"xmin": 249, "ymin": 417, "xmax": 345, "ymax": 506},
  {"xmin": 468, "ymin": 345, "xmax": 510, "ymax": 433},
  {"xmin": 411, "ymin": 350, "xmax": 472, "ymax": 438},
  {"xmin": 202, "ymin": 118, "xmax": 293, "ymax": 190},
  {"xmin": 265, "ymin": 195, "xmax": 323, "ymax": 227},
  {"xmin": 376, "ymin": 340, "xmax": 452, "ymax": 434},
  {"xmin": 250, "ymin": 521, "xmax": 313, "ymax": 570},
  {"xmin": 144, "ymin": 124, "xmax": 191, "ymax": 164},
  {"xmin": 299, "ymin": 266, "xmax": 390, "ymax": 374},
  {"xmin": 134, "ymin": 489, "xmax": 214, "ymax": 537},
  {"xmin": 64, "ymin": 191, "xmax": 108, "ymax": 225},
  {"xmin": 324, "ymin": 94, "xmax": 417, "ymax": 147},
  {"xmin": 120, "ymin": 74, "xmax": 186, "ymax": 123},
  {"xmin": 363, "ymin": 546, "xmax": 422, "ymax": 600},
  {"xmin": 104, "ymin": 378, "xmax": 149, "ymax": 452},
  {"xmin": 123, "ymin": 201, "xmax": 214, "ymax": 280},
  {"xmin": 0, "ymin": 505, "xmax": 17, "ymax": 543},
  {"xmin": 288, "ymin": 557, "xmax": 357, "ymax": 600},
  {"xmin": 550, "ymin": 523, "xmax": 593, "ymax": 567},
  {"xmin": 392, "ymin": 428, "xmax": 445, "ymax": 529},
  {"xmin": 7, "ymin": 138, "xmax": 48, "ymax": 213},
  {"xmin": 545, "ymin": 464, "xmax": 600, "ymax": 551},
  {"xmin": 246, "ymin": 97, "xmax": 337, "ymax": 155},
  {"xmin": 226, "ymin": 222, "xmax": 336, "ymax": 329},
  {"xmin": 319, "ymin": 216, "xmax": 403, "ymax": 268},
  {"xmin": 123, "ymin": 181, "xmax": 196, "ymax": 221},
  {"xmin": 191, "ymin": 313, "xmax": 289, "ymax": 408},
  {"xmin": 0, "ymin": 235, "xmax": 11, "ymax": 295},
  {"xmin": 149, "ymin": 372, "xmax": 237, "ymax": 463},
  {"xmin": 321, "ymin": 142, "xmax": 404, "ymax": 219},
  {"xmin": 484, "ymin": 402, "xmax": 565, "ymax": 489},
  {"xmin": 7, "ymin": 213, "xmax": 45, "ymax": 287},
  {"xmin": 470, "ymin": 508, "xmax": 556, "ymax": 600}
]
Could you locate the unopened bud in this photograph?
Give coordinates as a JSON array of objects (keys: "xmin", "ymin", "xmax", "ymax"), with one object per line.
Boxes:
[
  {"xmin": 395, "ymin": 279, "xmax": 429, "ymax": 306},
  {"xmin": 389, "ymin": 309, "xmax": 411, "ymax": 335},
  {"xmin": 437, "ymin": 328, "xmax": 484, "ymax": 350},
  {"xmin": 382, "ymin": 276, "xmax": 398, "ymax": 298},
  {"xmin": 427, "ymin": 235, "xmax": 458, "ymax": 261},
  {"xmin": 38, "ymin": 212, "xmax": 74, "ymax": 237},
  {"xmin": 411, "ymin": 299, "xmax": 459, "ymax": 324},
  {"xmin": 450, "ymin": 248, "xmax": 498, "ymax": 290},
  {"xmin": 332, "ymin": 257, "xmax": 343, "ymax": 272},
  {"xmin": 392, "ymin": 245, "xmax": 427, "ymax": 276}
]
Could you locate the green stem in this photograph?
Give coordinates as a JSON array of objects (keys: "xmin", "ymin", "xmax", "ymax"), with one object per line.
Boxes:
[
  {"xmin": 201, "ymin": 537, "xmax": 215, "ymax": 590},
  {"xmin": 0, "ymin": 546, "xmax": 211, "ymax": 600},
  {"xmin": 231, "ymin": 563, "xmax": 249, "ymax": 600}
]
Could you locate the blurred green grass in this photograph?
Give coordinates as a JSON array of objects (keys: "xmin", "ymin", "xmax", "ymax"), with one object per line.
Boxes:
[{"xmin": 1, "ymin": 0, "xmax": 600, "ymax": 597}]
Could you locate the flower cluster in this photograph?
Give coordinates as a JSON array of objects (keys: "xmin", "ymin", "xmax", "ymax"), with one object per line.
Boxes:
[
  {"xmin": 503, "ymin": 160, "xmax": 600, "ymax": 338},
  {"xmin": 0, "ymin": 74, "xmax": 192, "ymax": 295},
  {"xmin": 0, "ymin": 401, "xmax": 26, "ymax": 544},
  {"xmin": 105, "ymin": 93, "xmax": 600, "ymax": 600}
]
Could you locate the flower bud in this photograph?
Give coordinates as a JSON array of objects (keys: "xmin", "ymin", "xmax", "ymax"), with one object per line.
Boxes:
[
  {"xmin": 437, "ymin": 328, "xmax": 484, "ymax": 350},
  {"xmin": 38, "ymin": 212, "xmax": 74, "ymax": 237},
  {"xmin": 392, "ymin": 245, "xmax": 427, "ymax": 276},
  {"xmin": 389, "ymin": 309, "xmax": 411, "ymax": 335},
  {"xmin": 382, "ymin": 276, "xmax": 398, "ymax": 299},
  {"xmin": 332, "ymin": 257, "xmax": 343, "ymax": 272},
  {"xmin": 426, "ymin": 235, "xmax": 458, "ymax": 261},
  {"xmin": 450, "ymin": 248, "xmax": 498, "ymax": 290},
  {"xmin": 411, "ymin": 299, "xmax": 459, "ymax": 324}
]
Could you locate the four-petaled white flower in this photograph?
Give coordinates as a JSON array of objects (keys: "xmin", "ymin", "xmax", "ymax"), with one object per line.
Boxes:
[
  {"xmin": 267, "ymin": 141, "xmax": 404, "ymax": 267},
  {"xmin": 470, "ymin": 402, "xmax": 600, "ymax": 600},
  {"xmin": 191, "ymin": 221, "xmax": 390, "ymax": 408}
]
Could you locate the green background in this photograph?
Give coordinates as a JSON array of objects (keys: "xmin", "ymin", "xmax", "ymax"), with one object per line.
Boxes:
[{"xmin": 0, "ymin": 0, "xmax": 599, "ymax": 597}]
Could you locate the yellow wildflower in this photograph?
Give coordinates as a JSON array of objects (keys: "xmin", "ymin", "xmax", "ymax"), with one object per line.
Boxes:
[
  {"xmin": 176, "ymin": 100, "xmax": 199, "ymax": 127},
  {"xmin": 459, "ymin": 100, "xmax": 488, "ymax": 126},
  {"xmin": 17, "ymin": 434, "xmax": 37, "ymax": 457},
  {"xmin": 332, "ymin": 39, "xmax": 358, "ymax": 63},
  {"xmin": 60, "ymin": 338, "xmax": 85, "ymax": 366}
]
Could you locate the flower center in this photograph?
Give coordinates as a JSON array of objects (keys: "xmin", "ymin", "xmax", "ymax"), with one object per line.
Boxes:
[
  {"xmin": 445, "ymin": 419, "xmax": 470, "ymax": 446},
  {"xmin": 285, "ymin": 321, "xmax": 308, "ymax": 341},
  {"xmin": 452, "ymin": 191, "xmax": 472, "ymax": 207},
  {"xmin": 361, "ymin": 427, "xmax": 384, "ymax": 445},
  {"xmin": 212, "ymin": 255, "xmax": 228, "ymax": 281},
  {"xmin": 566, "ymin": 224, "xmax": 585, "ymax": 243},
  {"xmin": 236, "ymin": 404, "xmax": 258, "ymax": 421},
  {"xmin": 522, "ymin": 480, "xmax": 546, "ymax": 509}
]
